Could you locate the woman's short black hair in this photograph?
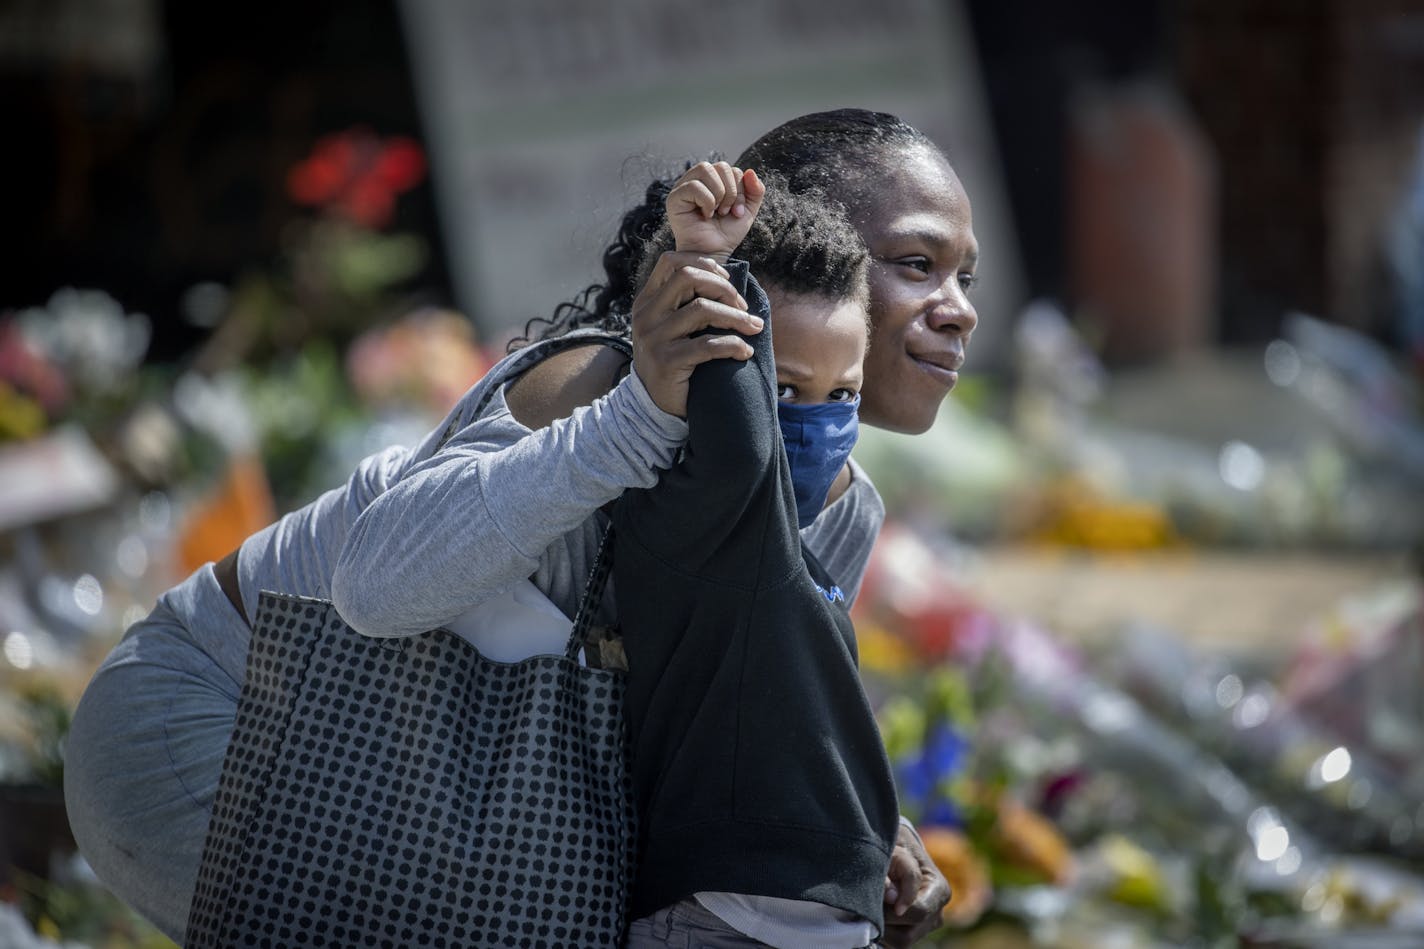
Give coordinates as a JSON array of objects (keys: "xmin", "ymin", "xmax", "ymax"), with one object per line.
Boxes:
[
  {"xmin": 511, "ymin": 108, "xmax": 937, "ymax": 348},
  {"xmin": 735, "ymin": 108, "xmax": 939, "ymax": 208}
]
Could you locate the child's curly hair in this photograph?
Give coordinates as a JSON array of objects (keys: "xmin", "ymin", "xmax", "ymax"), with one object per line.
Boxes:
[{"xmin": 631, "ymin": 174, "xmax": 869, "ymax": 307}]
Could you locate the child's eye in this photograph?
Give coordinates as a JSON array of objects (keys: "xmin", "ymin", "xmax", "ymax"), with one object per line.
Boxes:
[
  {"xmin": 827, "ymin": 388, "xmax": 857, "ymax": 403},
  {"xmin": 958, "ymin": 272, "xmax": 979, "ymax": 292},
  {"xmin": 777, "ymin": 384, "xmax": 797, "ymax": 401}
]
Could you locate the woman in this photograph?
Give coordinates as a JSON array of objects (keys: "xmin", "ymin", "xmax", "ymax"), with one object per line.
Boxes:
[
  {"xmin": 63, "ymin": 109, "xmax": 976, "ymax": 947},
  {"xmin": 512, "ymin": 111, "xmax": 979, "ymax": 944}
]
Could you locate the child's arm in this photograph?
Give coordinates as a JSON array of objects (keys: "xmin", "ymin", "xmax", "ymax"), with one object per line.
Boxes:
[
  {"xmin": 660, "ymin": 160, "xmax": 778, "ymax": 481},
  {"xmin": 615, "ymin": 166, "xmax": 796, "ymax": 580},
  {"xmin": 615, "ymin": 261, "xmax": 791, "ymax": 580},
  {"xmin": 628, "ymin": 162, "xmax": 766, "ymax": 421}
]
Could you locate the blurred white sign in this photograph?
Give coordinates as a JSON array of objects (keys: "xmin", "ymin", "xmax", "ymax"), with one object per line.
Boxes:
[
  {"xmin": 400, "ymin": 0, "xmax": 1022, "ymax": 360},
  {"xmin": 0, "ymin": 426, "xmax": 118, "ymax": 532}
]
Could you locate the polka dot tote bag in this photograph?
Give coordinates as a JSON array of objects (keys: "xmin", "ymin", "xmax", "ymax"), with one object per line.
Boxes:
[{"xmin": 185, "ymin": 527, "xmax": 635, "ymax": 948}]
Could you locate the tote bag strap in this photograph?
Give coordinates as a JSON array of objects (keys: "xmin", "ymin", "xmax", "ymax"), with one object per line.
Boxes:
[
  {"xmin": 565, "ymin": 521, "xmax": 614, "ymax": 661},
  {"xmin": 434, "ymin": 332, "xmax": 632, "ymax": 453}
]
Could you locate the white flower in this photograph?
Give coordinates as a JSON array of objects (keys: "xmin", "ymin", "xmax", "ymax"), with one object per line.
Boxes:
[{"xmin": 17, "ymin": 288, "xmax": 151, "ymax": 392}]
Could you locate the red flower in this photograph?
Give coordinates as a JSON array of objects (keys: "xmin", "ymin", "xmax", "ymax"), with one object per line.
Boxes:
[
  {"xmin": 0, "ymin": 320, "xmax": 68, "ymax": 410},
  {"xmin": 286, "ymin": 128, "xmax": 426, "ymax": 229}
]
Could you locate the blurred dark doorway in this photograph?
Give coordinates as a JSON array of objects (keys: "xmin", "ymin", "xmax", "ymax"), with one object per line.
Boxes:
[{"xmin": 0, "ymin": 0, "xmax": 450, "ymax": 362}]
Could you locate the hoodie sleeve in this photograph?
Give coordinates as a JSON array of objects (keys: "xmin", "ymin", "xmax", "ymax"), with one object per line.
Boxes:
[{"xmin": 613, "ymin": 261, "xmax": 801, "ymax": 583}]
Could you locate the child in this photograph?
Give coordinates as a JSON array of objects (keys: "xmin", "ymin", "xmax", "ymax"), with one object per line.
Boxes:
[{"xmin": 616, "ymin": 163, "xmax": 901, "ymax": 948}]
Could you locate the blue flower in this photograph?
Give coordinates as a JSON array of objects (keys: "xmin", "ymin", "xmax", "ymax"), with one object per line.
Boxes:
[{"xmin": 896, "ymin": 721, "xmax": 970, "ymax": 827}]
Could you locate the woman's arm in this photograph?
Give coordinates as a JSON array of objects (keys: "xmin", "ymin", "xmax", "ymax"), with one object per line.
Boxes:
[
  {"xmin": 330, "ymin": 366, "xmax": 684, "ymax": 637},
  {"xmin": 332, "ymin": 157, "xmax": 771, "ymax": 637},
  {"xmin": 331, "ymin": 218, "xmax": 767, "ymax": 637}
]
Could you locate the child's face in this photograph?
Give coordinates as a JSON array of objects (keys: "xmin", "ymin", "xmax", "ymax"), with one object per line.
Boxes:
[{"xmin": 766, "ymin": 289, "xmax": 868, "ymax": 405}]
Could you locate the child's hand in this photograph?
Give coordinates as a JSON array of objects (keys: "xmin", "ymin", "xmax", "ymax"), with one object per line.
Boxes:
[{"xmin": 666, "ymin": 161, "xmax": 765, "ymax": 261}]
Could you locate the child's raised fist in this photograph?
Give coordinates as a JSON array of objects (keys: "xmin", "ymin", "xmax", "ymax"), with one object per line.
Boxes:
[{"xmin": 666, "ymin": 161, "xmax": 765, "ymax": 261}]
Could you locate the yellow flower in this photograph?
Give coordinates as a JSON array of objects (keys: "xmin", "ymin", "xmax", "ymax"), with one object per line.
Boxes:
[
  {"xmin": 992, "ymin": 797, "xmax": 1076, "ymax": 885},
  {"xmin": 920, "ymin": 826, "xmax": 994, "ymax": 927},
  {"xmin": 1099, "ymin": 834, "xmax": 1168, "ymax": 910},
  {"xmin": 0, "ymin": 381, "xmax": 47, "ymax": 440},
  {"xmin": 857, "ymin": 621, "xmax": 916, "ymax": 675}
]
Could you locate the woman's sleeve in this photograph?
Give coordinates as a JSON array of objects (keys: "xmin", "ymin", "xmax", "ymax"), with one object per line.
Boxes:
[
  {"xmin": 799, "ymin": 460, "xmax": 885, "ymax": 606},
  {"xmin": 330, "ymin": 369, "xmax": 687, "ymax": 637}
]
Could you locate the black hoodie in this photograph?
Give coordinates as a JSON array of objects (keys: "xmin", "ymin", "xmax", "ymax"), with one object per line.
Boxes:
[{"xmin": 613, "ymin": 261, "xmax": 899, "ymax": 932}]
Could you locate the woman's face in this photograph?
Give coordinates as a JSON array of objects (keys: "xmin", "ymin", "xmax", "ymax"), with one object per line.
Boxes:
[{"xmin": 853, "ymin": 148, "xmax": 980, "ymax": 434}]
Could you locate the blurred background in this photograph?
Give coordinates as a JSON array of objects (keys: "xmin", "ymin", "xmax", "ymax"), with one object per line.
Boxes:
[{"xmin": 1, "ymin": 0, "xmax": 1422, "ymax": 946}]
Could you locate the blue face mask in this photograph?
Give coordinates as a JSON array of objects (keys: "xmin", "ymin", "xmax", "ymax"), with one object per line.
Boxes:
[{"xmin": 777, "ymin": 395, "xmax": 860, "ymax": 529}]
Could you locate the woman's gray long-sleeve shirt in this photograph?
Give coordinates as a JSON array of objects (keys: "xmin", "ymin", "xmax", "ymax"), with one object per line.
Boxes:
[{"xmin": 198, "ymin": 331, "xmax": 884, "ymax": 667}]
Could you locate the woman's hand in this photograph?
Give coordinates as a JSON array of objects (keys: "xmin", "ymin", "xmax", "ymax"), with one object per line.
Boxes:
[
  {"xmin": 666, "ymin": 161, "xmax": 765, "ymax": 261},
  {"xmin": 631, "ymin": 251, "xmax": 764, "ymax": 418}
]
